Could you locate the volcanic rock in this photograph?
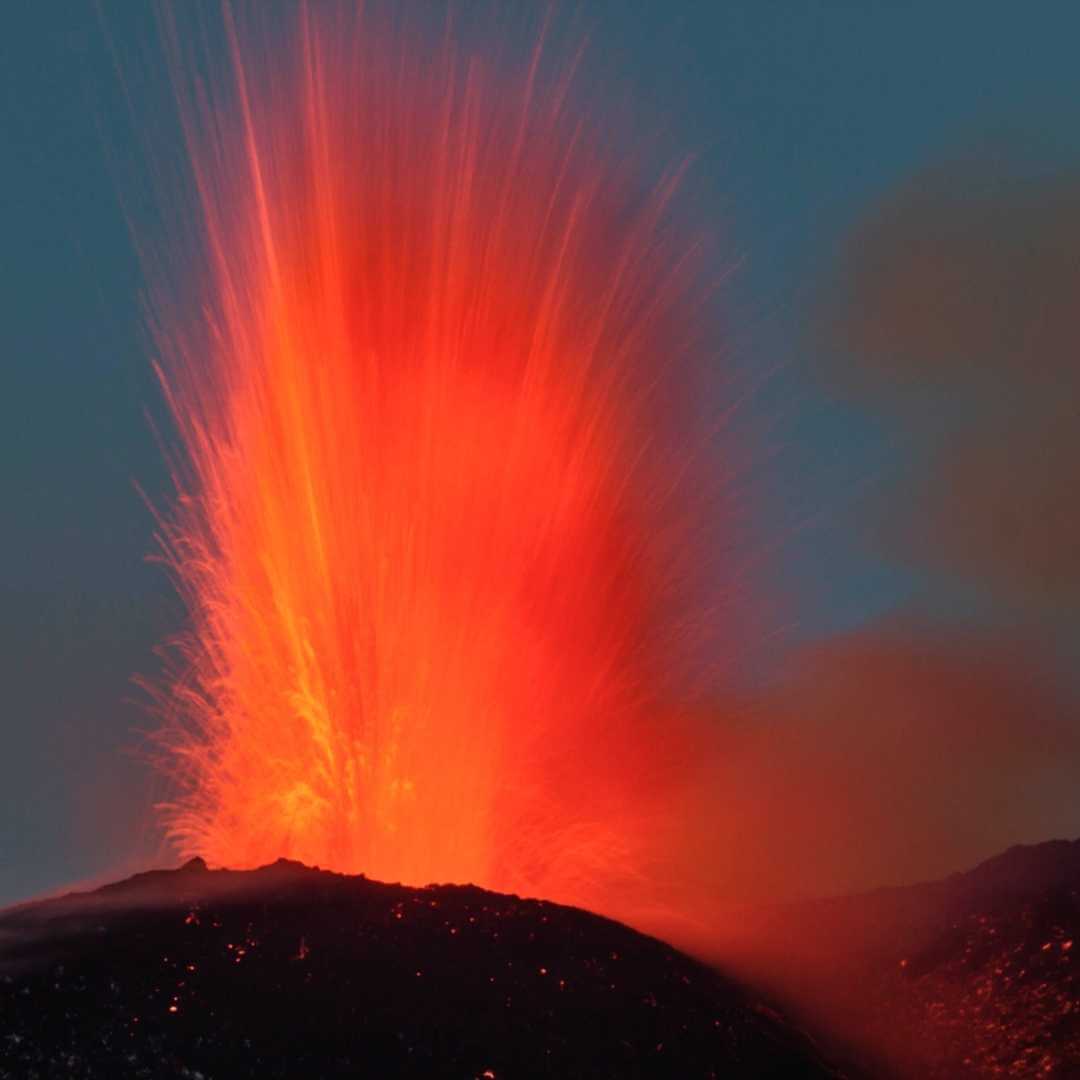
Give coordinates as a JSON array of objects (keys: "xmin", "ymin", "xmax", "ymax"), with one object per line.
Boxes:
[{"xmin": 0, "ymin": 860, "xmax": 838, "ymax": 1079}]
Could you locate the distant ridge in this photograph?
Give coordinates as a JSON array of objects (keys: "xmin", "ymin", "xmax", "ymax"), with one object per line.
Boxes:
[{"xmin": 719, "ymin": 837, "xmax": 1080, "ymax": 1079}]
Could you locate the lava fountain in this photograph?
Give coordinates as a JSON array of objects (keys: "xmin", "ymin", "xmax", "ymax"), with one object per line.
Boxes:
[{"xmin": 148, "ymin": 3, "xmax": 730, "ymax": 918}]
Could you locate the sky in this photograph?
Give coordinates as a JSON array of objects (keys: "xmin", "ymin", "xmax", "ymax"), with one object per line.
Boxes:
[{"xmin": 4, "ymin": 1, "xmax": 1080, "ymax": 908}]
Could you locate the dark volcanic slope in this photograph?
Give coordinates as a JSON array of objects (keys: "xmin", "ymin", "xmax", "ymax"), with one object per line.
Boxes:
[
  {"xmin": 720, "ymin": 839, "xmax": 1080, "ymax": 1079},
  {"xmin": 0, "ymin": 860, "xmax": 836, "ymax": 1079}
]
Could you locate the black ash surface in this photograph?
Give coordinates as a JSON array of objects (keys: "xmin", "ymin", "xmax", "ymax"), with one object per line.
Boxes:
[{"xmin": 0, "ymin": 859, "xmax": 837, "ymax": 1079}]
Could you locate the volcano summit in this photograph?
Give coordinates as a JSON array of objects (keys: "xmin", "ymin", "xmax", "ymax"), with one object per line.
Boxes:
[{"xmin": 0, "ymin": 859, "xmax": 837, "ymax": 1079}]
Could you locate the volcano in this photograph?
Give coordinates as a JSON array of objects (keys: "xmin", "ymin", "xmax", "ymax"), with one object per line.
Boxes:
[
  {"xmin": 0, "ymin": 860, "xmax": 837, "ymax": 1079},
  {"xmin": 5, "ymin": 842, "xmax": 1078, "ymax": 1077}
]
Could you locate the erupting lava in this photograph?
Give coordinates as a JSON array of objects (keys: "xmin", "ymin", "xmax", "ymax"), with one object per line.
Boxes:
[{"xmin": 150, "ymin": 4, "xmax": 726, "ymax": 915}]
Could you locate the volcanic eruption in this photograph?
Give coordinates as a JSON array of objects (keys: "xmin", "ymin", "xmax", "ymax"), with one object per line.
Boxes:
[{"xmin": 146, "ymin": 1, "xmax": 728, "ymax": 926}]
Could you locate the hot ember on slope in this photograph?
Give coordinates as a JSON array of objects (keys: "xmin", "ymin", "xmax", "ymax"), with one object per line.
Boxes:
[{"xmin": 148, "ymin": 2, "xmax": 727, "ymax": 918}]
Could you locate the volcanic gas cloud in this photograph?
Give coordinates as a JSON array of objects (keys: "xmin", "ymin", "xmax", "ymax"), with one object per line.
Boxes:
[{"xmin": 150, "ymin": 3, "xmax": 727, "ymax": 922}]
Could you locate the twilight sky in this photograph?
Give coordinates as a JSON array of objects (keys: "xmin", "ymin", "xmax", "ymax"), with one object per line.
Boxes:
[{"xmin": 4, "ymin": 1, "xmax": 1080, "ymax": 908}]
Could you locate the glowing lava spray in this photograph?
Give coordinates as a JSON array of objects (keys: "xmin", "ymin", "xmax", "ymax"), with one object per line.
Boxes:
[{"xmin": 150, "ymin": 3, "xmax": 730, "ymax": 918}]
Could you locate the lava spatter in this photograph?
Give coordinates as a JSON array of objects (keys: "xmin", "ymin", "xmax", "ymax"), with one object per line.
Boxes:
[{"xmin": 149, "ymin": 0, "xmax": 728, "ymax": 917}]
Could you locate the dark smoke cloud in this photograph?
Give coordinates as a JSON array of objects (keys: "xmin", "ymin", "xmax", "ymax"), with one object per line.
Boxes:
[
  {"xmin": 686, "ymin": 151, "xmax": 1080, "ymax": 915},
  {"xmin": 818, "ymin": 152, "xmax": 1080, "ymax": 608},
  {"xmin": 699, "ymin": 622, "xmax": 1079, "ymax": 906},
  {"xmin": 873, "ymin": 399, "xmax": 1080, "ymax": 606},
  {"xmin": 822, "ymin": 154, "xmax": 1080, "ymax": 394}
]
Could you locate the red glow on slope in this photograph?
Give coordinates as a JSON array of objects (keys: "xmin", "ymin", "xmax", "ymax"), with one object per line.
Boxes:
[{"xmin": 150, "ymin": 4, "xmax": 725, "ymax": 915}]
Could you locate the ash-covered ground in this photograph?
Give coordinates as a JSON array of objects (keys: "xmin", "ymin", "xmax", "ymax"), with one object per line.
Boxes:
[
  {"xmin": 0, "ymin": 859, "xmax": 838, "ymax": 1079},
  {"xmin": 719, "ymin": 839, "xmax": 1080, "ymax": 1078}
]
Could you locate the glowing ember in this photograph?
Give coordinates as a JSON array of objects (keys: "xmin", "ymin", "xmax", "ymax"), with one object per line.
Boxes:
[{"xmin": 149, "ymin": 4, "xmax": 722, "ymax": 913}]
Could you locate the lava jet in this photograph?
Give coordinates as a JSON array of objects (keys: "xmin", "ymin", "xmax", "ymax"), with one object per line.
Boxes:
[{"xmin": 147, "ymin": 0, "xmax": 730, "ymax": 927}]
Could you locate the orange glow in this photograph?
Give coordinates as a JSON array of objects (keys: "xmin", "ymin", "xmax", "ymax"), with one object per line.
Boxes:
[{"xmin": 150, "ymin": 4, "xmax": 722, "ymax": 914}]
